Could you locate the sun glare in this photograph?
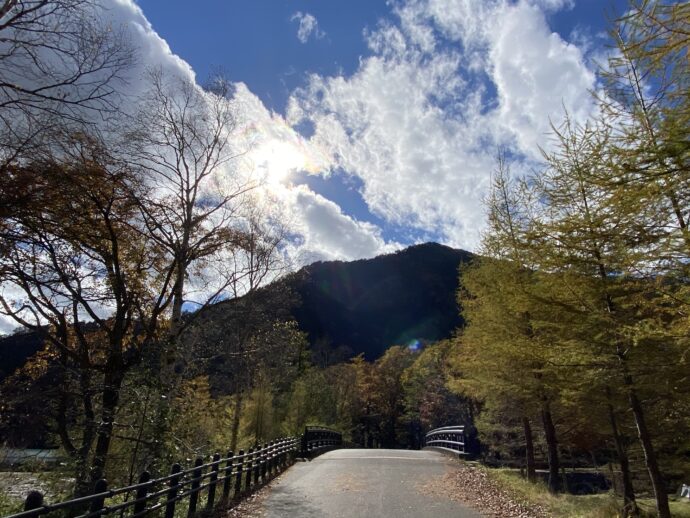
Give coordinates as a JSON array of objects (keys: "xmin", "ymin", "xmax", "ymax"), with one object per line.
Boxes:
[{"xmin": 252, "ymin": 139, "xmax": 308, "ymax": 186}]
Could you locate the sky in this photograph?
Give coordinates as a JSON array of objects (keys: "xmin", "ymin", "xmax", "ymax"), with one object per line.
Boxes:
[
  {"xmin": 120, "ymin": 0, "xmax": 630, "ymax": 264},
  {"xmin": 0, "ymin": 0, "xmax": 635, "ymax": 335}
]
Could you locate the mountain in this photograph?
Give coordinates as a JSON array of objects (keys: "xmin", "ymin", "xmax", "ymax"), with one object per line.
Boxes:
[
  {"xmin": 0, "ymin": 242, "xmax": 474, "ymax": 379},
  {"xmin": 286, "ymin": 242, "xmax": 473, "ymax": 360},
  {"xmin": 0, "ymin": 328, "xmax": 47, "ymax": 380}
]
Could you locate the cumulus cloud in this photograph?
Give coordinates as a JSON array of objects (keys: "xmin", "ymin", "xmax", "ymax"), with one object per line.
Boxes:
[
  {"xmin": 288, "ymin": 0, "xmax": 599, "ymax": 250},
  {"xmin": 65, "ymin": 1, "xmax": 387, "ymax": 268},
  {"xmin": 277, "ymin": 185, "xmax": 400, "ymax": 263},
  {"xmin": 291, "ymin": 12, "xmax": 326, "ymax": 44}
]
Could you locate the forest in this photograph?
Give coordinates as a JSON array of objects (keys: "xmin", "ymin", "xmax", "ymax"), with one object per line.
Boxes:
[{"xmin": 0, "ymin": 2, "xmax": 688, "ymax": 518}]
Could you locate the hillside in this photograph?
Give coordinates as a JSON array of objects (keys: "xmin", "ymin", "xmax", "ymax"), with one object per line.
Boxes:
[
  {"xmin": 288, "ymin": 242, "xmax": 473, "ymax": 360},
  {"xmin": 0, "ymin": 242, "xmax": 474, "ymax": 379}
]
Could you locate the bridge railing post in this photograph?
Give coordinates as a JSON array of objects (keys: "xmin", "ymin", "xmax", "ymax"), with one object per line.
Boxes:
[
  {"xmin": 222, "ymin": 450, "xmax": 234, "ymax": 501},
  {"xmin": 164, "ymin": 464, "xmax": 181, "ymax": 518},
  {"xmin": 206, "ymin": 453, "xmax": 221, "ymax": 510},
  {"xmin": 187, "ymin": 458, "xmax": 203, "ymax": 517},
  {"xmin": 234, "ymin": 449, "xmax": 244, "ymax": 499},
  {"xmin": 244, "ymin": 448, "xmax": 254, "ymax": 494}
]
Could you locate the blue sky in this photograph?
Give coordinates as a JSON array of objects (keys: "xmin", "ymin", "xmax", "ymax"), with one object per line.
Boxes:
[
  {"xmin": 136, "ymin": 1, "xmax": 624, "ymax": 110},
  {"xmin": 130, "ymin": 0, "xmax": 630, "ymax": 260},
  {"xmin": 136, "ymin": 1, "xmax": 392, "ymax": 112}
]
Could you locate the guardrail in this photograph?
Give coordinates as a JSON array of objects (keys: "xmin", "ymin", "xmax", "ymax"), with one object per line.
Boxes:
[
  {"xmin": 299, "ymin": 426, "xmax": 342, "ymax": 458},
  {"xmin": 5, "ymin": 426, "xmax": 342, "ymax": 518},
  {"xmin": 423, "ymin": 425, "xmax": 466, "ymax": 456}
]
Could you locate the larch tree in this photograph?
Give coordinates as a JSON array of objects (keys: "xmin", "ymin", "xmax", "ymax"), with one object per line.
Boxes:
[{"xmin": 457, "ymin": 156, "xmax": 567, "ymax": 491}]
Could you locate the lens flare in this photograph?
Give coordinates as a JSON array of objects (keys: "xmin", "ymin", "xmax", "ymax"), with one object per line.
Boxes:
[{"xmin": 408, "ymin": 339, "xmax": 421, "ymax": 352}]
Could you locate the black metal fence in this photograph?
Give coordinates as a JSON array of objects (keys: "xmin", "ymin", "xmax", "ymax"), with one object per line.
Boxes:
[
  {"xmin": 6, "ymin": 427, "xmax": 342, "ymax": 518},
  {"xmin": 299, "ymin": 426, "xmax": 342, "ymax": 458},
  {"xmin": 423, "ymin": 425, "xmax": 466, "ymax": 456}
]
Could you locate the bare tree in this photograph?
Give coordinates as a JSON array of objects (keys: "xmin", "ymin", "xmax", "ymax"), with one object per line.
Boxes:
[
  {"xmin": 126, "ymin": 69, "xmax": 255, "ymax": 338},
  {"xmin": 0, "ymin": 0, "xmax": 134, "ymax": 169}
]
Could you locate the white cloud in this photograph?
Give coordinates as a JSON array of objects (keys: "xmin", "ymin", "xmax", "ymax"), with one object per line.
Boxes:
[
  {"xmin": 288, "ymin": 0, "xmax": 599, "ymax": 250},
  {"xmin": 489, "ymin": 1, "xmax": 596, "ymax": 153},
  {"xmin": 277, "ymin": 185, "xmax": 400, "ymax": 263},
  {"xmin": 291, "ymin": 12, "xmax": 326, "ymax": 44},
  {"xmin": 99, "ymin": 2, "xmax": 390, "ymax": 266}
]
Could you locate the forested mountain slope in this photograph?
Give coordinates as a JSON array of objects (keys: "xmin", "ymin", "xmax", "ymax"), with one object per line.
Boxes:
[
  {"xmin": 287, "ymin": 242, "xmax": 473, "ymax": 360},
  {"xmin": 0, "ymin": 242, "xmax": 473, "ymax": 378}
]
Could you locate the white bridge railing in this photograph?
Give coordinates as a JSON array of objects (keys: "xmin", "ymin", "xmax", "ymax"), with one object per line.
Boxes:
[{"xmin": 423, "ymin": 425, "xmax": 466, "ymax": 456}]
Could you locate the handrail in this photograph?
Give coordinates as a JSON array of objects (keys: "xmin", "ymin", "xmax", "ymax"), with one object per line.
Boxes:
[
  {"xmin": 299, "ymin": 426, "xmax": 342, "ymax": 458},
  {"xmin": 424, "ymin": 425, "xmax": 466, "ymax": 456},
  {"xmin": 3, "ymin": 433, "xmax": 329, "ymax": 518}
]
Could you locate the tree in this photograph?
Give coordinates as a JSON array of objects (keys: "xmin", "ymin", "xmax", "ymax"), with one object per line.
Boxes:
[
  {"xmin": 457, "ymin": 255, "xmax": 566, "ymax": 489},
  {"xmin": 115, "ymin": 69, "xmax": 287, "ymax": 460},
  {"xmin": 0, "ymin": 136, "xmax": 173, "ymax": 493},
  {"xmin": 125, "ymin": 69, "xmax": 254, "ymax": 339},
  {"xmin": 0, "ymin": 0, "xmax": 134, "ymax": 171},
  {"xmin": 505, "ymin": 110, "xmax": 687, "ymax": 516},
  {"xmin": 456, "ymin": 155, "xmax": 567, "ymax": 492},
  {"xmin": 180, "ymin": 284, "xmax": 305, "ymax": 452},
  {"xmin": 365, "ymin": 346, "xmax": 416, "ymax": 448}
]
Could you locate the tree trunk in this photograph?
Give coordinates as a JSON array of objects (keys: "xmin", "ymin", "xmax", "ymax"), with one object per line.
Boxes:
[
  {"xmin": 541, "ymin": 403, "xmax": 561, "ymax": 492},
  {"xmin": 170, "ymin": 258, "xmax": 185, "ymax": 337},
  {"xmin": 605, "ymin": 386, "xmax": 638, "ymax": 516},
  {"xmin": 627, "ymin": 383, "xmax": 670, "ymax": 518},
  {"xmin": 89, "ymin": 368, "xmax": 125, "ymax": 486},
  {"xmin": 57, "ymin": 368, "xmax": 97, "ymax": 497},
  {"xmin": 613, "ymin": 342, "xmax": 670, "ymax": 518},
  {"xmin": 230, "ymin": 391, "xmax": 243, "ymax": 452},
  {"xmin": 522, "ymin": 416, "xmax": 536, "ymax": 482}
]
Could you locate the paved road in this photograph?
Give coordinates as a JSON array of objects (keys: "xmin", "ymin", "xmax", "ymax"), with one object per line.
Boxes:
[{"xmin": 261, "ymin": 449, "xmax": 482, "ymax": 518}]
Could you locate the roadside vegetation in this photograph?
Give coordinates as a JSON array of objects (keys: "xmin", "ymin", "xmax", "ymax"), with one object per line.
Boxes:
[{"xmin": 484, "ymin": 467, "xmax": 690, "ymax": 518}]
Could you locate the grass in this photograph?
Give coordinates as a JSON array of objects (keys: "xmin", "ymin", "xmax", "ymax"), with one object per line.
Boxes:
[
  {"xmin": 486, "ymin": 468, "xmax": 690, "ymax": 518},
  {"xmin": 0, "ymin": 491, "xmax": 22, "ymax": 516}
]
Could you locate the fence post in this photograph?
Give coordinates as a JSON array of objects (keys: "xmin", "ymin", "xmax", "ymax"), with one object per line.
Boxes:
[
  {"xmin": 278, "ymin": 440, "xmax": 285, "ymax": 469},
  {"xmin": 206, "ymin": 453, "xmax": 221, "ymax": 510},
  {"xmin": 288, "ymin": 438, "xmax": 296, "ymax": 465},
  {"xmin": 261, "ymin": 443, "xmax": 268, "ymax": 481},
  {"xmin": 244, "ymin": 448, "xmax": 254, "ymax": 494},
  {"xmin": 164, "ymin": 463, "xmax": 181, "ymax": 518},
  {"xmin": 187, "ymin": 457, "xmax": 203, "ymax": 517},
  {"xmin": 253, "ymin": 446, "xmax": 261, "ymax": 486},
  {"xmin": 133, "ymin": 471, "xmax": 151, "ymax": 516},
  {"xmin": 89, "ymin": 479, "xmax": 108, "ymax": 518},
  {"xmin": 222, "ymin": 451, "xmax": 234, "ymax": 501},
  {"xmin": 267, "ymin": 441, "xmax": 275, "ymax": 477},
  {"xmin": 278, "ymin": 439, "xmax": 287, "ymax": 472},
  {"xmin": 24, "ymin": 491, "xmax": 43, "ymax": 512},
  {"xmin": 300, "ymin": 431, "xmax": 308, "ymax": 458},
  {"xmin": 234, "ymin": 449, "xmax": 244, "ymax": 498}
]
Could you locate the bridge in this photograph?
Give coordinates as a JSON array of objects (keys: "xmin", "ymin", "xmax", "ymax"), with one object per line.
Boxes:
[
  {"xmin": 259, "ymin": 448, "xmax": 479, "ymax": 517},
  {"xmin": 5, "ymin": 426, "xmax": 477, "ymax": 518}
]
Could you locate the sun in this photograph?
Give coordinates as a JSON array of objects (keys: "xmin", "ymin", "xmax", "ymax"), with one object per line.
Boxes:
[{"xmin": 252, "ymin": 139, "xmax": 308, "ymax": 186}]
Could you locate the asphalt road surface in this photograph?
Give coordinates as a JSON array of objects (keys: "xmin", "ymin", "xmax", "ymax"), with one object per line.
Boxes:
[{"xmin": 260, "ymin": 449, "xmax": 482, "ymax": 518}]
